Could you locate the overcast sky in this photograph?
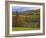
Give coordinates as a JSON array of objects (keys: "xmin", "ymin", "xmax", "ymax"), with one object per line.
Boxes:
[{"xmin": 12, "ymin": 6, "xmax": 40, "ymax": 13}]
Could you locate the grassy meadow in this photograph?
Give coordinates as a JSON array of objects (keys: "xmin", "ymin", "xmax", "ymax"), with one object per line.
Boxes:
[{"xmin": 12, "ymin": 27, "xmax": 40, "ymax": 31}]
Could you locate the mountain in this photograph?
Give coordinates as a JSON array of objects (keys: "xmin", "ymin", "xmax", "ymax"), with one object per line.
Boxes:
[
  {"xmin": 12, "ymin": 10, "xmax": 32, "ymax": 15},
  {"xmin": 12, "ymin": 9, "xmax": 40, "ymax": 15}
]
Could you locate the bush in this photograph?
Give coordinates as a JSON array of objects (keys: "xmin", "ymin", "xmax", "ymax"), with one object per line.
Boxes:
[{"xmin": 31, "ymin": 23, "xmax": 40, "ymax": 28}]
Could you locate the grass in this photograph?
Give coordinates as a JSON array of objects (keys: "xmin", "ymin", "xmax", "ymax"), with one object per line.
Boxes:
[{"xmin": 12, "ymin": 27, "xmax": 40, "ymax": 31}]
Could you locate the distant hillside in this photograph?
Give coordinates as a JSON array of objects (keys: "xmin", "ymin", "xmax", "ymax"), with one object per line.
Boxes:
[{"xmin": 12, "ymin": 9, "xmax": 40, "ymax": 15}]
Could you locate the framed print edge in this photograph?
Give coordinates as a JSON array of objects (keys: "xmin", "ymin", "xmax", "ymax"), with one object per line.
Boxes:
[{"xmin": 5, "ymin": 1, "xmax": 45, "ymax": 37}]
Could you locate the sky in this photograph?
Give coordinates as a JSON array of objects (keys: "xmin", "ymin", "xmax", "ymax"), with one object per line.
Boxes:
[{"xmin": 12, "ymin": 6, "xmax": 40, "ymax": 13}]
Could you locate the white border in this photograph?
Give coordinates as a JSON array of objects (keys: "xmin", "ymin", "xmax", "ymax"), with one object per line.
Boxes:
[{"xmin": 9, "ymin": 4, "xmax": 43, "ymax": 34}]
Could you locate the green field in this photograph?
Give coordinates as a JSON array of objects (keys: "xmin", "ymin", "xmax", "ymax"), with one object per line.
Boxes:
[{"xmin": 12, "ymin": 27, "xmax": 40, "ymax": 31}]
